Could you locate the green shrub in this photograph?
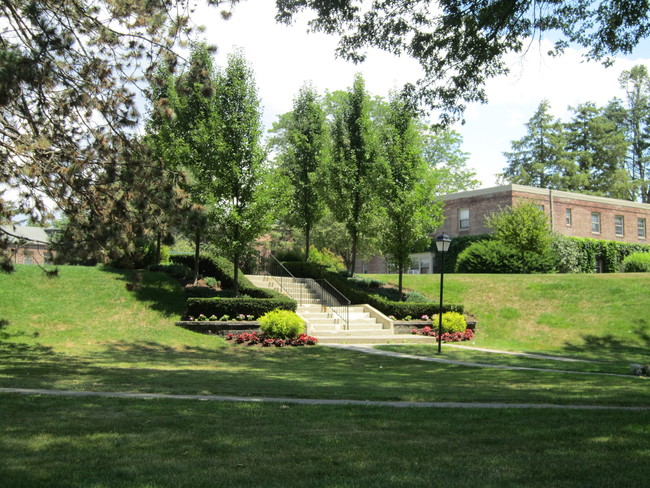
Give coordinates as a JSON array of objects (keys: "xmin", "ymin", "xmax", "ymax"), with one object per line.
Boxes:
[
  {"xmin": 275, "ymin": 249, "xmax": 304, "ymax": 262},
  {"xmin": 622, "ymin": 252, "xmax": 650, "ymax": 272},
  {"xmin": 171, "ymin": 254, "xmax": 257, "ymax": 291},
  {"xmin": 551, "ymin": 234, "xmax": 582, "ymax": 273},
  {"xmin": 456, "ymin": 240, "xmax": 520, "ymax": 273},
  {"xmin": 308, "ymin": 246, "xmax": 346, "ymax": 271},
  {"xmin": 186, "ymin": 296, "xmax": 296, "ymax": 320},
  {"xmin": 258, "ymin": 309, "xmax": 305, "ymax": 339},
  {"xmin": 405, "ymin": 291, "xmax": 429, "ymax": 303},
  {"xmin": 432, "ymin": 312, "xmax": 467, "ymax": 334},
  {"xmin": 149, "ymin": 263, "xmax": 192, "ymax": 280},
  {"xmin": 204, "ymin": 276, "xmax": 219, "ymax": 288},
  {"xmin": 456, "ymin": 240, "xmax": 555, "ymax": 273}
]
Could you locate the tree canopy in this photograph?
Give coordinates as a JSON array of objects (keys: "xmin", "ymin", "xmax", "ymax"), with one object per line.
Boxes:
[
  {"xmin": 276, "ymin": 0, "xmax": 650, "ymax": 124},
  {"xmin": 0, "ymin": 1, "xmax": 237, "ymax": 271}
]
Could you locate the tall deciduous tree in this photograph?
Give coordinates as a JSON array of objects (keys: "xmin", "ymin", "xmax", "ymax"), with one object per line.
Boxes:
[
  {"xmin": 619, "ymin": 64, "xmax": 650, "ymax": 202},
  {"xmin": 271, "ymin": 83, "xmax": 328, "ymax": 261},
  {"xmin": 380, "ymin": 93, "xmax": 443, "ymax": 298},
  {"xmin": 211, "ymin": 51, "xmax": 272, "ymax": 296},
  {"xmin": 322, "ymin": 74, "xmax": 384, "ymax": 276},
  {"xmin": 422, "ymin": 129, "xmax": 480, "ymax": 194}
]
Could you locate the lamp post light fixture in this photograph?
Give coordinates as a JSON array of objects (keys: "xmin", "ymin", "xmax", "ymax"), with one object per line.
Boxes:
[{"xmin": 435, "ymin": 234, "xmax": 452, "ymax": 354}]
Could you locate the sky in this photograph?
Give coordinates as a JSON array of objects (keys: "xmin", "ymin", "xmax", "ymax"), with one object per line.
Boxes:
[{"xmin": 199, "ymin": 1, "xmax": 650, "ymax": 188}]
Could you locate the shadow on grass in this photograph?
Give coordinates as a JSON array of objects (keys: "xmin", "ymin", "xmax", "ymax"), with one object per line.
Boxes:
[
  {"xmin": 98, "ymin": 267, "xmax": 186, "ymax": 318},
  {"xmin": 2, "ymin": 335, "xmax": 649, "ymax": 408},
  {"xmin": 562, "ymin": 319, "xmax": 650, "ymax": 362}
]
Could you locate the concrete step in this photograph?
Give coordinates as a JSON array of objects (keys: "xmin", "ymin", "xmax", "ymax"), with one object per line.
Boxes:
[{"xmin": 317, "ymin": 335, "xmax": 440, "ymax": 345}]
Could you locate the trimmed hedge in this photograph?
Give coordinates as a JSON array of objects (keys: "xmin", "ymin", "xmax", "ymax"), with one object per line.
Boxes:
[
  {"xmin": 186, "ymin": 297, "xmax": 296, "ymax": 319},
  {"xmin": 173, "ymin": 253, "xmax": 296, "ymax": 318},
  {"xmin": 572, "ymin": 238, "xmax": 650, "ymax": 273},
  {"xmin": 283, "ymin": 261, "xmax": 463, "ymax": 318}
]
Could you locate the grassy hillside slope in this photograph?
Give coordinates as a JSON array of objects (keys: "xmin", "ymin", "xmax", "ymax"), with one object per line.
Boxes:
[
  {"xmin": 0, "ymin": 265, "xmax": 215, "ymax": 354},
  {"xmin": 371, "ymin": 273, "xmax": 650, "ymax": 361}
]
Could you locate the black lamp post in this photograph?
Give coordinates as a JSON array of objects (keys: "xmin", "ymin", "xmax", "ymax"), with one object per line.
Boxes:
[{"xmin": 435, "ymin": 234, "xmax": 452, "ymax": 354}]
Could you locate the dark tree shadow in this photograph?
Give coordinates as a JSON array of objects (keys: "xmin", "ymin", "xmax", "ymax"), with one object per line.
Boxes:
[
  {"xmin": 562, "ymin": 319, "xmax": 650, "ymax": 362},
  {"xmin": 99, "ymin": 267, "xmax": 186, "ymax": 317}
]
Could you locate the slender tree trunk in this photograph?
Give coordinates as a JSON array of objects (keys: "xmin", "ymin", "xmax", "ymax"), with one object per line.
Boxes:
[
  {"xmin": 398, "ymin": 263, "xmax": 404, "ymax": 301},
  {"xmin": 349, "ymin": 228, "xmax": 357, "ymax": 277},
  {"xmin": 305, "ymin": 223, "xmax": 311, "ymax": 262},
  {"xmin": 193, "ymin": 229, "xmax": 200, "ymax": 285},
  {"xmin": 233, "ymin": 252, "xmax": 240, "ymax": 297},
  {"xmin": 155, "ymin": 230, "xmax": 162, "ymax": 265}
]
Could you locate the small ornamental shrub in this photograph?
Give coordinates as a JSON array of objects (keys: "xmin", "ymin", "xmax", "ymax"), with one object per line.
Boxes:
[
  {"xmin": 204, "ymin": 276, "xmax": 220, "ymax": 288},
  {"xmin": 405, "ymin": 291, "xmax": 429, "ymax": 303},
  {"xmin": 630, "ymin": 363, "xmax": 650, "ymax": 376},
  {"xmin": 622, "ymin": 252, "xmax": 650, "ymax": 272},
  {"xmin": 258, "ymin": 309, "xmax": 305, "ymax": 339},
  {"xmin": 432, "ymin": 312, "xmax": 467, "ymax": 334}
]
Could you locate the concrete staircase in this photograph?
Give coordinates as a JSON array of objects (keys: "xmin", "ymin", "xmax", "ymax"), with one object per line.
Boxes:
[{"xmin": 246, "ymin": 274, "xmax": 438, "ymax": 345}]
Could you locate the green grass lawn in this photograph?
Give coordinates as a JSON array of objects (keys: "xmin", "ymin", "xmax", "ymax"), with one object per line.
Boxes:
[
  {"xmin": 1, "ymin": 265, "xmax": 649, "ymax": 486},
  {"xmin": 371, "ymin": 272, "xmax": 650, "ymax": 362},
  {"xmin": 2, "ymin": 394, "xmax": 649, "ymax": 488}
]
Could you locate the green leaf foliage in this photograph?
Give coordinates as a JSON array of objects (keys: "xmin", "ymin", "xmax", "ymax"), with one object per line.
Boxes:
[
  {"xmin": 258, "ymin": 310, "xmax": 306, "ymax": 339},
  {"xmin": 622, "ymin": 252, "xmax": 650, "ymax": 272}
]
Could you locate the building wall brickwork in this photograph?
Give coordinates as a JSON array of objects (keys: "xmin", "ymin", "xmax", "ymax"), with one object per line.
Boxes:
[{"xmin": 442, "ymin": 185, "xmax": 650, "ymax": 244}]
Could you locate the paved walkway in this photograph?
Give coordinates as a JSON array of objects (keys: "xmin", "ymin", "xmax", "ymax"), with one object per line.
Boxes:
[
  {"xmin": 2, "ymin": 387, "xmax": 648, "ymax": 411},
  {"xmin": 324, "ymin": 344, "xmax": 634, "ymax": 378}
]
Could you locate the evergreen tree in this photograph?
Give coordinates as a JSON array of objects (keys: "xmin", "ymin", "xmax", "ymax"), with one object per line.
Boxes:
[
  {"xmin": 502, "ymin": 100, "xmax": 573, "ymax": 189},
  {"xmin": 0, "ymin": 1, "xmax": 235, "ymax": 271},
  {"xmin": 564, "ymin": 102, "xmax": 630, "ymax": 199}
]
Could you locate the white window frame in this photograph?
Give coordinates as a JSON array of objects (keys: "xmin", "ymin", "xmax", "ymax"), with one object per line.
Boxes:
[
  {"xmin": 565, "ymin": 208, "xmax": 572, "ymax": 227},
  {"xmin": 459, "ymin": 208, "xmax": 470, "ymax": 230},
  {"xmin": 591, "ymin": 212, "xmax": 601, "ymax": 234},
  {"xmin": 615, "ymin": 215, "xmax": 624, "ymax": 236},
  {"xmin": 639, "ymin": 218, "xmax": 647, "ymax": 239}
]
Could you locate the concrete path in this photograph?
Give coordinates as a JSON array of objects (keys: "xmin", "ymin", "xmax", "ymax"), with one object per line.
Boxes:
[
  {"xmin": 324, "ymin": 344, "xmax": 635, "ymax": 378},
  {"xmin": 2, "ymin": 387, "xmax": 648, "ymax": 411}
]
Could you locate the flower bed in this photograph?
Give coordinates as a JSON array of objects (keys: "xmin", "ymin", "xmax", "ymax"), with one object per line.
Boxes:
[
  {"xmin": 227, "ymin": 332, "xmax": 318, "ymax": 347},
  {"xmin": 411, "ymin": 326, "xmax": 474, "ymax": 342},
  {"xmin": 175, "ymin": 320, "xmax": 260, "ymax": 337}
]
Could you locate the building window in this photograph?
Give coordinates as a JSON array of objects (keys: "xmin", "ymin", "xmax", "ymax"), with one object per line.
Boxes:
[
  {"xmin": 23, "ymin": 252, "xmax": 33, "ymax": 265},
  {"xmin": 591, "ymin": 212, "xmax": 601, "ymax": 234},
  {"xmin": 639, "ymin": 218, "xmax": 647, "ymax": 239},
  {"xmin": 615, "ymin": 215, "xmax": 624, "ymax": 236},
  {"xmin": 459, "ymin": 208, "xmax": 470, "ymax": 230},
  {"xmin": 565, "ymin": 208, "xmax": 572, "ymax": 227}
]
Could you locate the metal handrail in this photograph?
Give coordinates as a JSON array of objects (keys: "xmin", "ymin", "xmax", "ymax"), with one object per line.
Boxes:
[
  {"xmin": 263, "ymin": 255, "xmax": 351, "ymax": 329},
  {"xmin": 266, "ymin": 254, "xmax": 303, "ymax": 305},
  {"xmin": 314, "ymin": 279, "xmax": 350, "ymax": 330}
]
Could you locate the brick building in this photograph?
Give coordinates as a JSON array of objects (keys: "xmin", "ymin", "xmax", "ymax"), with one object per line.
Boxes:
[
  {"xmin": 1, "ymin": 225, "xmax": 55, "ymax": 266},
  {"xmin": 443, "ymin": 184, "xmax": 650, "ymax": 243},
  {"xmin": 355, "ymin": 184, "xmax": 650, "ymax": 274}
]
